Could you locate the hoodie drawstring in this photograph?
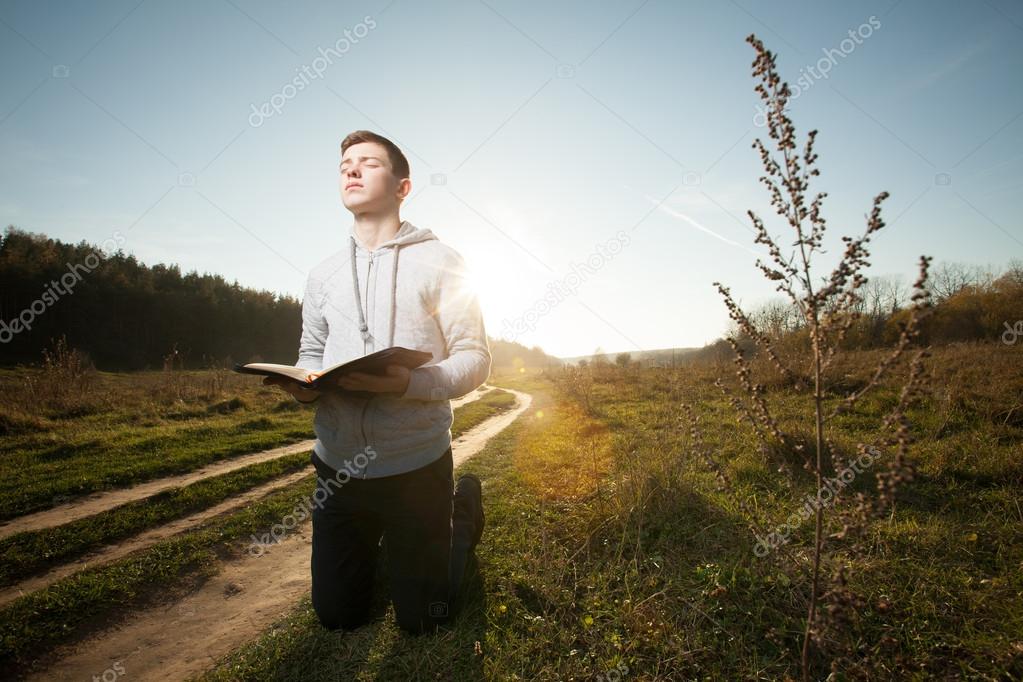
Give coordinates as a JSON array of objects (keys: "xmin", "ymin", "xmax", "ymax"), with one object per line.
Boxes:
[
  {"xmin": 350, "ymin": 236, "xmax": 402, "ymax": 348},
  {"xmin": 389, "ymin": 244, "xmax": 400, "ymax": 347},
  {"xmin": 350, "ymin": 237, "xmax": 371, "ymax": 345}
]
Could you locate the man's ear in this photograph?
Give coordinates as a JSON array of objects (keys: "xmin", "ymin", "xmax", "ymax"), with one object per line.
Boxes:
[{"xmin": 397, "ymin": 177, "xmax": 412, "ymax": 201}]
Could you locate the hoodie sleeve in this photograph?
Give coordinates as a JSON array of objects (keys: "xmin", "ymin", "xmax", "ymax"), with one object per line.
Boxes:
[
  {"xmin": 295, "ymin": 272, "xmax": 327, "ymax": 373},
  {"xmin": 401, "ymin": 249, "xmax": 492, "ymax": 401}
]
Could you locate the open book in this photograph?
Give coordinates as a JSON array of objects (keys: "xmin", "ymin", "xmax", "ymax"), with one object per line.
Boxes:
[{"xmin": 233, "ymin": 346, "xmax": 433, "ymax": 395}]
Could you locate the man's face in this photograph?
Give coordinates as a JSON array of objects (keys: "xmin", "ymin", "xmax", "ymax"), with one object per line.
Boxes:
[{"xmin": 339, "ymin": 142, "xmax": 408, "ymax": 213}]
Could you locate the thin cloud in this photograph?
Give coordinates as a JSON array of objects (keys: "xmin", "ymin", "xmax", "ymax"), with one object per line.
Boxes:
[
  {"xmin": 646, "ymin": 194, "xmax": 762, "ymax": 257},
  {"xmin": 910, "ymin": 36, "xmax": 992, "ymax": 92}
]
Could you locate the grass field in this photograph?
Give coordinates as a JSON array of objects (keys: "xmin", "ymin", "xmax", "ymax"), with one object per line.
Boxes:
[
  {"xmin": 0, "ymin": 368, "xmax": 317, "ymax": 520},
  {"xmin": 1, "ymin": 343, "xmax": 1021, "ymax": 679},
  {"xmin": 0, "ymin": 368, "xmax": 512, "ymax": 678}
]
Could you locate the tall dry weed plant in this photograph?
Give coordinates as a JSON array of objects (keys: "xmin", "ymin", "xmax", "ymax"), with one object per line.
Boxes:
[
  {"xmin": 156, "ymin": 356, "xmax": 230, "ymax": 404},
  {"xmin": 22, "ymin": 334, "xmax": 96, "ymax": 412},
  {"xmin": 679, "ymin": 35, "xmax": 935, "ymax": 679}
]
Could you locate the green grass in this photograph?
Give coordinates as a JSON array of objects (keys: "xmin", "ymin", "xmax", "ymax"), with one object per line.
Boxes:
[
  {"xmin": 0, "ymin": 367, "xmax": 317, "ymax": 520},
  {"xmin": 203, "ymin": 349, "xmax": 1022, "ymax": 680},
  {"xmin": 4, "ymin": 348, "xmax": 1020, "ymax": 679},
  {"xmin": 549, "ymin": 350, "xmax": 1023, "ymax": 679},
  {"xmin": 452, "ymin": 387, "xmax": 516, "ymax": 434},
  {"xmin": 0, "ymin": 450, "xmax": 312, "ymax": 588},
  {"xmin": 0, "ymin": 384, "xmax": 521, "ymax": 677}
]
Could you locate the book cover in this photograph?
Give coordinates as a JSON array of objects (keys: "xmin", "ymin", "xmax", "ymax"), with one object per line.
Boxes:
[{"xmin": 233, "ymin": 346, "xmax": 434, "ymax": 396}]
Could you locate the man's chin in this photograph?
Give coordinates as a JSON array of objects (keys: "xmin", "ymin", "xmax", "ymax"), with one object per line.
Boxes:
[{"xmin": 342, "ymin": 198, "xmax": 375, "ymax": 212}]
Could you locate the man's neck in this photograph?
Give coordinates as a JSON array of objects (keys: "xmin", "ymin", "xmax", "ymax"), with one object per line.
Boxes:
[{"xmin": 352, "ymin": 213, "xmax": 402, "ymax": 252}]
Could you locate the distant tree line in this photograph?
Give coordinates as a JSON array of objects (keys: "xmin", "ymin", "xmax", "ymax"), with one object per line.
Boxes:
[
  {"xmin": 8, "ymin": 227, "xmax": 1014, "ymax": 372},
  {"xmin": 488, "ymin": 338, "xmax": 563, "ymax": 371},
  {"xmin": 0, "ymin": 227, "xmax": 301, "ymax": 370},
  {"xmin": 523, "ymin": 259, "xmax": 1023, "ymax": 370}
]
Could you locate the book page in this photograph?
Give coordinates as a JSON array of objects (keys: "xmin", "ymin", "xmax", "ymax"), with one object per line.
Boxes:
[{"xmin": 237, "ymin": 363, "xmax": 316, "ymax": 384}]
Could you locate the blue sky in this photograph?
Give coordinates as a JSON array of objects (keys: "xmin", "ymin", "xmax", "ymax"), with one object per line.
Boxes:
[{"xmin": 2, "ymin": 0, "xmax": 1021, "ymax": 358}]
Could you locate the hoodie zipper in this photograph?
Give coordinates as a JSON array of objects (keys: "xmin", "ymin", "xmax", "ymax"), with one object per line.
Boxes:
[
  {"xmin": 364, "ymin": 252, "xmax": 374, "ymax": 354},
  {"xmin": 359, "ymin": 251, "xmax": 374, "ymax": 479},
  {"xmin": 349, "ymin": 224, "xmax": 425, "ymax": 479}
]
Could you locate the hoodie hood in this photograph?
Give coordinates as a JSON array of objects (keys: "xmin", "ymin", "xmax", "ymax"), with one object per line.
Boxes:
[
  {"xmin": 349, "ymin": 220, "xmax": 438, "ymax": 349},
  {"xmin": 349, "ymin": 220, "xmax": 437, "ymax": 253}
]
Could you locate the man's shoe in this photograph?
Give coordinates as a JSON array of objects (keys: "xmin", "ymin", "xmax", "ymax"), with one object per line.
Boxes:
[{"xmin": 453, "ymin": 473, "xmax": 484, "ymax": 550}]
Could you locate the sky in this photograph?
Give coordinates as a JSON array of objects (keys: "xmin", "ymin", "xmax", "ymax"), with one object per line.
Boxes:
[{"xmin": 1, "ymin": 0, "xmax": 1021, "ymax": 359}]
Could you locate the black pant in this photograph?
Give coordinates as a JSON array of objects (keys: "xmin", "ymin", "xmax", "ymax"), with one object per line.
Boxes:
[{"xmin": 309, "ymin": 447, "xmax": 470, "ymax": 635}]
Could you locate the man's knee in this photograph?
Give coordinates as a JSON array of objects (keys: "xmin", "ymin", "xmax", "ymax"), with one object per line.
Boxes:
[
  {"xmin": 312, "ymin": 580, "xmax": 374, "ymax": 631},
  {"xmin": 314, "ymin": 602, "xmax": 371, "ymax": 631}
]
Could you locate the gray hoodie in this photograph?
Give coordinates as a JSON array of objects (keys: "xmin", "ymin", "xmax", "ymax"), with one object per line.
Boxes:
[{"xmin": 295, "ymin": 219, "xmax": 492, "ymax": 478}]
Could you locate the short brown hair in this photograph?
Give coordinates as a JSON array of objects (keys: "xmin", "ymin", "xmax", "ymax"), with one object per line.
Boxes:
[{"xmin": 340, "ymin": 130, "xmax": 410, "ymax": 180}]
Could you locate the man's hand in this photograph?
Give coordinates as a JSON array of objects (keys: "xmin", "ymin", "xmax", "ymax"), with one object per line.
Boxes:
[
  {"xmin": 262, "ymin": 375, "xmax": 322, "ymax": 403},
  {"xmin": 335, "ymin": 364, "xmax": 411, "ymax": 396}
]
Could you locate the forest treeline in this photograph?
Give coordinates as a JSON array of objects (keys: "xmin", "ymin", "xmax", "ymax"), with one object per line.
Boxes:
[
  {"xmin": 691, "ymin": 260, "xmax": 1023, "ymax": 364},
  {"xmin": 0, "ymin": 227, "xmax": 561, "ymax": 371},
  {"xmin": 0, "ymin": 227, "xmax": 304, "ymax": 370}
]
